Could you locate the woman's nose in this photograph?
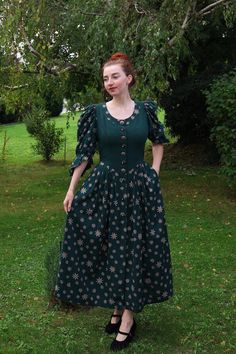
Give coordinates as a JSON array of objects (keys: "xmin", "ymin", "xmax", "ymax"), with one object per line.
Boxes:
[{"xmin": 107, "ymin": 78, "xmax": 114, "ymax": 85}]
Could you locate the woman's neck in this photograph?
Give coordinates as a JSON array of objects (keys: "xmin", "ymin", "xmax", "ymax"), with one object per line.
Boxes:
[{"xmin": 110, "ymin": 93, "xmax": 133, "ymax": 107}]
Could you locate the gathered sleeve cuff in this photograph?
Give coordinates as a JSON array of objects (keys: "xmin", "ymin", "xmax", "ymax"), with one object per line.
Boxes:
[
  {"xmin": 144, "ymin": 101, "xmax": 170, "ymax": 145},
  {"xmin": 69, "ymin": 104, "xmax": 98, "ymax": 177}
]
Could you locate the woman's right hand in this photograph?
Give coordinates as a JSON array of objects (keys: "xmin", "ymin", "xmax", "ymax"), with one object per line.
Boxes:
[{"xmin": 63, "ymin": 190, "xmax": 74, "ymax": 213}]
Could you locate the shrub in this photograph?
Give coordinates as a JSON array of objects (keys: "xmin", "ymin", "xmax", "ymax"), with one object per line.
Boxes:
[
  {"xmin": 24, "ymin": 106, "xmax": 64, "ymax": 161},
  {"xmin": 44, "ymin": 91, "xmax": 64, "ymax": 117},
  {"xmin": 160, "ymin": 73, "xmax": 211, "ymax": 145},
  {"xmin": 204, "ymin": 69, "xmax": 236, "ymax": 188},
  {"xmin": 0, "ymin": 100, "xmax": 19, "ymax": 124}
]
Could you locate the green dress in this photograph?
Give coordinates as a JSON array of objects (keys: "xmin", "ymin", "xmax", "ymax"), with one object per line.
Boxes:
[{"xmin": 54, "ymin": 100, "xmax": 173, "ymax": 313}]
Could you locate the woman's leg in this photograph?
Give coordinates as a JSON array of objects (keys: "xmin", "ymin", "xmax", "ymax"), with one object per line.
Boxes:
[
  {"xmin": 110, "ymin": 306, "xmax": 124, "ymax": 324},
  {"xmin": 115, "ymin": 308, "xmax": 134, "ymax": 340}
]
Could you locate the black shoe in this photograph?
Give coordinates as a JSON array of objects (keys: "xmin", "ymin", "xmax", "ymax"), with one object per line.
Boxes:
[
  {"xmin": 105, "ymin": 314, "xmax": 122, "ymax": 334},
  {"xmin": 110, "ymin": 318, "xmax": 137, "ymax": 352}
]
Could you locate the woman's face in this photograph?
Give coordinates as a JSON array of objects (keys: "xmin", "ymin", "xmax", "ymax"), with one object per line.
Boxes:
[{"xmin": 103, "ymin": 64, "xmax": 133, "ymax": 97}]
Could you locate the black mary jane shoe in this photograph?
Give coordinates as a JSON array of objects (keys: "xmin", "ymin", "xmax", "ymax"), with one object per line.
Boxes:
[
  {"xmin": 105, "ymin": 314, "xmax": 122, "ymax": 334},
  {"xmin": 110, "ymin": 318, "xmax": 137, "ymax": 352}
]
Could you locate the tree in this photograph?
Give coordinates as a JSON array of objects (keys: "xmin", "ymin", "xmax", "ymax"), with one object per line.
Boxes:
[
  {"xmin": 159, "ymin": 16, "xmax": 236, "ymax": 145},
  {"xmin": 205, "ymin": 70, "xmax": 236, "ymax": 187},
  {"xmin": 1, "ymin": 0, "xmax": 235, "ymax": 114}
]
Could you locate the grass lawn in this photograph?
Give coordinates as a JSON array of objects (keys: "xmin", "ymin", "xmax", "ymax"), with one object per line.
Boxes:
[{"xmin": 0, "ymin": 113, "xmax": 235, "ymax": 353}]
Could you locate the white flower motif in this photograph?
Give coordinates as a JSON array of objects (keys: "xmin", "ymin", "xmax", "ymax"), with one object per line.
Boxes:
[
  {"xmin": 82, "ymin": 294, "xmax": 88, "ymax": 300},
  {"xmin": 156, "ymin": 261, "xmax": 162, "ymax": 268},
  {"xmin": 86, "ymin": 260, "xmax": 93, "ymax": 267},
  {"xmin": 72, "ymin": 273, "xmax": 79, "ymax": 280},
  {"xmin": 95, "ymin": 230, "xmax": 101, "ymax": 237},
  {"xmin": 77, "ymin": 239, "xmax": 83, "ymax": 246},
  {"xmin": 96, "ymin": 277, "xmax": 103, "ymax": 285},
  {"xmin": 111, "ymin": 232, "xmax": 117, "ymax": 239},
  {"xmin": 86, "ymin": 208, "xmax": 93, "ymax": 215},
  {"xmin": 68, "ymin": 218, "xmax": 73, "ymax": 225},
  {"xmin": 145, "ymin": 278, "xmax": 151, "ymax": 284},
  {"xmin": 157, "ymin": 206, "xmax": 163, "ymax": 213},
  {"xmin": 81, "ymin": 187, "xmax": 87, "ymax": 194},
  {"xmin": 62, "ymin": 252, "xmax": 67, "ymax": 259},
  {"xmin": 55, "ymin": 285, "xmax": 60, "ymax": 291},
  {"xmin": 109, "ymin": 266, "xmax": 115, "ymax": 273}
]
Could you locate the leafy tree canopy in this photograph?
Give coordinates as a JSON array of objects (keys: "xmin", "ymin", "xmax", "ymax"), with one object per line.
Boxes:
[{"xmin": 0, "ymin": 0, "xmax": 236, "ymax": 113}]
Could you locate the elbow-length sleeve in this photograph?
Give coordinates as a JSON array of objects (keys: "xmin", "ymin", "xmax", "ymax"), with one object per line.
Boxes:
[
  {"xmin": 144, "ymin": 101, "xmax": 170, "ymax": 145},
  {"xmin": 69, "ymin": 104, "xmax": 98, "ymax": 177}
]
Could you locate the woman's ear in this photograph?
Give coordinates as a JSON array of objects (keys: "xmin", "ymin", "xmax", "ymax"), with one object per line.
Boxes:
[{"xmin": 127, "ymin": 74, "xmax": 133, "ymax": 85}]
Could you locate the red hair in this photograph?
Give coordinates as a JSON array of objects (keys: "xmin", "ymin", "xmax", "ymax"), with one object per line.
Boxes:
[{"xmin": 102, "ymin": 52, "xmax": 136, "ymax": 88}]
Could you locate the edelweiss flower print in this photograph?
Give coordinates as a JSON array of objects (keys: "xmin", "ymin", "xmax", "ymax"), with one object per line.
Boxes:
[{"xmin": 54, "ymin": 100, "xmax": 174, "ymax": 313}]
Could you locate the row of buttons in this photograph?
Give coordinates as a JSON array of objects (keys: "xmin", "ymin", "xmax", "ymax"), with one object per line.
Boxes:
[{"xmin": 120, "ymin": 120, "xmax": 127, "ymax": 173}]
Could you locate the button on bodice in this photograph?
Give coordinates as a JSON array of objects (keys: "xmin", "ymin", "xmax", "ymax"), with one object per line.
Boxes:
[{"xmin": 97, "ymin": 102, "xmax": 149, "ymax": 171}]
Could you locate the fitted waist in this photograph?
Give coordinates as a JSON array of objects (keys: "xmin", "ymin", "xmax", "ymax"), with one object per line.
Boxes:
[{"xmin": 99, "ymin": 159, "xmax": 146, "ymax": 173}]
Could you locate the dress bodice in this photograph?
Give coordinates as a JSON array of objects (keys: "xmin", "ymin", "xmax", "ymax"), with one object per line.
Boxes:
[
  {"xmin": 69, "ymin": 100, "xmax": 170, "ymax": 177},
  {"xmin": 96, "ymin": 101, "xmax": 149, "ymax": 171}
]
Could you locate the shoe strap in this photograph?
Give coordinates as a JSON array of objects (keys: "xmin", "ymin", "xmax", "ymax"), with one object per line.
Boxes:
[
  {"xmin": 118, "ymin": 330, "xmax": 129, "ymax": 335},
  {"xmin": 111, "ymin": 314, "xmax": 121, "ymax": 317}
]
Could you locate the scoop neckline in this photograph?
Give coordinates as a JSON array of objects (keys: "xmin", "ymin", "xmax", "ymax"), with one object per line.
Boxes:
[{"xmin": 104, "ymin": 100, "xmax": 138, "ymax": 122}]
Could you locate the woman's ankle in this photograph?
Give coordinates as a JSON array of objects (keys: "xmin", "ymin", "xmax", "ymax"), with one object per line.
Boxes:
[
  {"xmin": 113, "ymin": 307, "xmax": 123, "ymax": 315},
  {"xmin": 121, "ymin": 309, "xmax": 134, "ymax": 322}
]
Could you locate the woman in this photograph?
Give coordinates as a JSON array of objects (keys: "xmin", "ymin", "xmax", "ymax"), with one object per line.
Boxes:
[{"xmin": 54, "ymin": 52, "xmax": 174, "ymax": 351}]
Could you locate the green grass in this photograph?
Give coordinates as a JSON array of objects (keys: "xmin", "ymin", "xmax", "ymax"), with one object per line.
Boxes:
[
  {"xmin": 0, "ymin": 113, "xmax": 78, "ymax": 165},
  {"xmin": 0, "ymin": 109, "xmax": 173, "ymax": 166},
  {"xmin": 0, "ymin": 114, "xmax": 235, "ymax": 353}
]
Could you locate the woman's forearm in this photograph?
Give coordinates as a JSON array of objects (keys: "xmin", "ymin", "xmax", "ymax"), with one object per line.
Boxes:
[
  {"xmin": 152, "ymin": 143, "xmax": 164, "ymax": 173},
  {"xmin": 68, "ymin": 160, "xmax": 88, "ymax": 193}
]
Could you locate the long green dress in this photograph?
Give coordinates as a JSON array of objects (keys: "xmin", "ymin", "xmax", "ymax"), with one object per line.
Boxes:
[{"xmin": 54, "ymin": 100, "xmax": 174, "ymax": 313}]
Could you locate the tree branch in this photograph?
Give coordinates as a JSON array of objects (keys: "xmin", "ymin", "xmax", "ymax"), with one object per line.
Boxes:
[
  {"xmin": 168, "ymin": 1, "xmax": 196, "ymax": 46},
  {"xmin": 20, "ymin": 20, "xmax": 77, "ymax": 76},
  {"xmin": 167, "ymin": 0, "xmax": 231, "ymax": 48},
  {"xmin": 21, "ymin": 26, "xmax": 44, "ymax": 61},
  {"xmin": 197, "ymin": 0, "xmax": 229, "ymax": 17},
  {"xmin": 134, "ymin": 2, "xmax": 147, "ymax": 14},
  {"xmin": 3, "ymin": 84, "xmax": 29, "ymax": 90}
]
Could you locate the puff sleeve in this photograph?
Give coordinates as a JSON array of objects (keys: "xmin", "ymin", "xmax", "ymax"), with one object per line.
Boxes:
[
  {"xmin": 69, "ymin": 104, "xmax": 98, "ymax": 177},
  {"xmin": 144, "ymin": 101, "xmax": 170, "ymax": 145}
]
